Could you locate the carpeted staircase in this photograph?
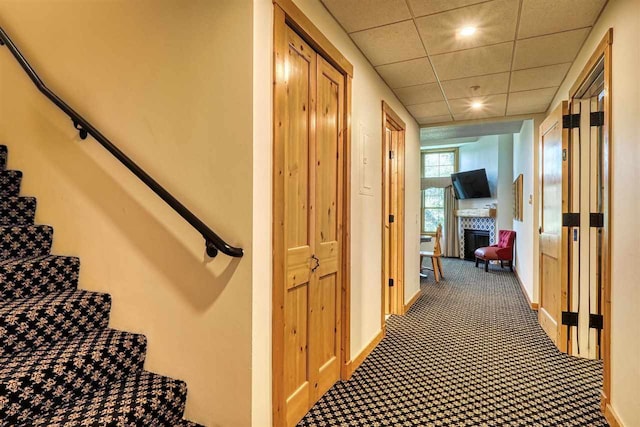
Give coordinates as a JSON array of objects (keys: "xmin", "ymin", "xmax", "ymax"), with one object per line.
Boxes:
[{"xmin": 0, "ymin": 144, "xmax": 201, "ymax": 426}]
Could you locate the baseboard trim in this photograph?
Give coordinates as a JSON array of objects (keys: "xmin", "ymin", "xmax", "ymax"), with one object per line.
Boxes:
[
  {"xmin": 404, "ymin": 289, "xmax": 421, "ymax": 313},
  {"xmin": 514, "ymin": 268, "xmax": 538, "ymax": 310},
  {"xmin": 345, "ymin": 328, "xmax": 385, "ymax": 378},
  {"xmin": 604, "ymin": 403, "xmax": 624, "ymax": 427}
]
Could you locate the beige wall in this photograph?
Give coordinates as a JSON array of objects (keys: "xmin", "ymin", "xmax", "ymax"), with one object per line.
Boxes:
[
  {"xmin": 252, "ymin": 0, "xmax": 421, "ymax": 424},
  {"xmin": 512, "ymin": 120, "xmax": 534, "ymax": 300},
  {"xmin": 549, "ymin": 0, "xmax": 640, "ymax": 424},
  {"xmin": 0, "ymin": 1, "xmax": 253, "ymax": 426}
]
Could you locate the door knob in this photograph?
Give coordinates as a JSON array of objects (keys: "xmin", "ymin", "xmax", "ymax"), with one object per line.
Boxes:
[{"xmin": 311, "ymin": 254, "xmax": 320, "ymax": 272}]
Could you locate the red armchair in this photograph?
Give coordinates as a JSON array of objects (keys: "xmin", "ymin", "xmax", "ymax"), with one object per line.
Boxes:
[{"xmin": 474, "ymin": 230, "xmax": 516, "ymax": 272}]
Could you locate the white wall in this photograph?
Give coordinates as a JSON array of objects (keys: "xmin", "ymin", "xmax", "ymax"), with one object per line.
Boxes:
[
  {"xmin": 459, "ymin": 136, "xmax": 499, "ymax": 210},
  {"xmin": 549, "ymin": 0, "xmax": 640, "ymax": 424},
  {"xmin": 512, "ymin": 120, "xmax": 535, "ymax": 301},
  {"xmin": 497, "ymin": 134, "xmax": 514, "ymax": 233},
  {"xmin": 458, "ymin": 135, "xmax": 514, "ymax": 231},
  {"xmin": 0, "ymin": 2, "xmax": 253, "ymax": 426},
  {"xmin": 251, "ymin": 0, "xmax": 422, "ymax": 425}
]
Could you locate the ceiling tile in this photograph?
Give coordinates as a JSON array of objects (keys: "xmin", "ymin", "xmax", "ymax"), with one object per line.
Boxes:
[
  {"xmin": 376, "ymin": 57, "xmax": 437, "ymax": 88},
  {"xmin": 513, "ymin": 28, "xmax": 590, "ymax": 70},
  {"xmin": 441, "ymin": 72, "xmax": 510, "ymax": 100},
  {"xmin": 320, "ymin": 0, "xmax": 412, "ymax": 33},
  {"xmin": 506, "ymin": 87, "xmax": 557, "ymax": 115},
  {"xmin": 415, "ymin": 0, "xmax": 519, "ymax": 55},
  {"xmin": 351, "ymin": 21, "xmax": 426, "ymax": 66},
  {"xmin": 510, "ymin": 63, "xmax": 571, "ymax": 92},
  {"xmin": 449, "ymin": 94, "xmax": 507, "ymax": 120},
  {"xmin": 408, "ymin": 0, "xmax": 489, "ymax": 17},
  {"xmin": 518, "ymin": 0, "xmax": 607, "ymax": 39},
  {"xmin": 431, "ymin": 42, "xmax": 513, "ymax": 80},
  {"xmin": 407, "ymin": 101, "xmax": 451, "ymax": 118},
  {"xmin": 417, "ymin": 114, "xmax": 454, "ymax": 125},
  {"xmin": 394, "ymin": 83, "xmax": 444, "ymax": 105}
]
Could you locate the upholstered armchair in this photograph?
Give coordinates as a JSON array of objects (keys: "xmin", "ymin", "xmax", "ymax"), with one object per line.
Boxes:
[{"xmin": 474, "ymin": 230, "xmax": 516, "ymax": 272}]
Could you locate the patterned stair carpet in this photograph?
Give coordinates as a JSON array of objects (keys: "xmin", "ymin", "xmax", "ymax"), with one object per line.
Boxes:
[
  {"xmin": 300, "ymin": 258, "xmax": 608, "ymax": 426},
  {"xmin": 0, "ymin": 144, "xmax": 201, "ymax": 426}
]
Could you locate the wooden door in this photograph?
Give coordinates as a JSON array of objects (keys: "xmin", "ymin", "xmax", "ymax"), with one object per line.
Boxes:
[
  {"xmin": 279, "ymin": 28, "xmax": 315, "ymax": 426},
  {"xmin": 383, "ymin": 126, "xmax": 395, "ymax": 315},
  {"xmin": 381, "ymin": 103, "xmax": 406, "ymax": 319},
  {"xmin": 311, "ymin": 56, "xmax": 343, "ymax": 400},
  {"xmin": 538, "ymin": 102, "xmax": 569, "ymax": 352},
  {"xmin": 274, "ymin": 24, "xmax": 345, "ymax": 427}
]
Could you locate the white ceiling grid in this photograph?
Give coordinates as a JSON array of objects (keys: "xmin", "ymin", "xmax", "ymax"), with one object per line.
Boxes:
[{"xmin": 320, "ymin": 0, "xmax": 608, "ymax": 125}]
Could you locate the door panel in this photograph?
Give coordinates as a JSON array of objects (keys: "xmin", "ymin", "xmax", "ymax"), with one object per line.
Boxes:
[
  {"xmin": 539, "ymin": 102, "xmax": 569, "ymax": 352},
  {"xmin": 282, "ymin": 27, "xmax": 315, "ymax": 426},
  {"xmin": 311, "ymin": 56, "xmax": 343, "ymax": 401}
]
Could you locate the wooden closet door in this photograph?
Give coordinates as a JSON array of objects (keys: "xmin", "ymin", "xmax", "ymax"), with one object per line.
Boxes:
[
  {"xmin": 538, "ymin": 101, "xmax": 569, "ymax": 352},
  {"xmin": 281, "ymin": 27, "xmax": 316, "ymax": 427},
  {"xmin": 310, "ymin": 56, "xmax": 343, "ymax": 401}
]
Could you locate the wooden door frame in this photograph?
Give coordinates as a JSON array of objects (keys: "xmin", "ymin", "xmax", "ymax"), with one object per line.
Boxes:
[
  {"xmin": 381, "ymin": 101, "xmax": 406, "ymax": 323},
  {"xmin": 567, "ymin": 28, "xmax": 613, "ymax": 421},
  {"xmin": 272, "ymin": 1, "xmax": 353, "ymax": 426}
]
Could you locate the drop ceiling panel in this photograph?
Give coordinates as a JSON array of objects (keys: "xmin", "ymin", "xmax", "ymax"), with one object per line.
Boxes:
[
  {"xmin": 319, "ymin": 0, "xmax": 608, "ymax": 125},
  {"xmin": 441, "ymin": 72, "xmax": 510, "ymax": 100},
  {"xmin": 394, "ymin": 83, "xmax": 444, "ymax": 105},
  {"xmin": 431, "ymin": 42, "xmax": 513, "ymax": 81},
  {"xmin": 518, "ymin": 0, "xmax": 608, "ymax": 39},
  {"xmin": 407, "ymin": 101, "xmax": 451, "ymax": 118},
  {"xmin": 417, "ymin": 114, "xmax": 454, "ymax": 125},
  {"xmin": 408, "ymin": 0, "xmax": 489, "ymax": 18},
  {"xmin": 507, "ymin": 87, "xmax": 557, "ymax": 115},
  {"xmin": 510, "ymin": 63, "xmax": 572, "ymax": 92},
  {"xmin": 320, "ymin": 0, "xmax": 412, "ymax": 33},
  {"xmin": 449, "ymin": 94, "xmax": 507, "ymax": 120},
  {"xmin": 376, "ymin": 57, "xmax": 437, "ymax": 88},
  {"xmin": 415, "ymin": 0, "xmax": 519, "ymax": 55},
  {"xmin": 350, "ymin": 21, "xmax": 426, "ymax": 66},
  {"xmin": 513, "ymin": 28, "xmax": 590, "ymax": 70}
]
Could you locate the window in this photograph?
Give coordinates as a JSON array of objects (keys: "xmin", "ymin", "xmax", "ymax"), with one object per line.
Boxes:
[{"xmin": 421, "ymin": 150, "xmax": 456, "ymax": 234}]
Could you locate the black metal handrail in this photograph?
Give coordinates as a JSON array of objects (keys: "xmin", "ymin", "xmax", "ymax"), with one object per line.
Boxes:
[{"xmin": 0, "ymin": 26, "xmax": 243, "ymax": 258}]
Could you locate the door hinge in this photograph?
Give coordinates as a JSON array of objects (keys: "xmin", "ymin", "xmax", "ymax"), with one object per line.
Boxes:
[
  {"xmin": 589, "ymin": 314, "xmax": 604, "ymax": 330},
  {"xmin": 590, "ymin": 111, "xmax": 605, "ymax": 127},
  {"xmin": 561, "ymin": 311, "xmax": 579, "ymax": 327},
  {"xmin": 562, "ymin": 113, "xmax": 581, "ymax": 129},
  {"xmin": 562, "ymin": 149, "xmax": 567, "ymax": 161},
  {"xmin": 388, "ymin": 278, "xmax": 394, "ymax": 287},
  {"xmin": 389, "ymin": 150, "xmax": 395, "ymax": 160},
  {"xmin": 590, "ymin": 213, "xmax": 604, "ymax": 228},
  {"xmin": 562, "ymin": 213, "xmax": 580, "ymax": 227},
  {"xmin": 389, "ymin": 214, "xmax": 395, "ymax": 223}
]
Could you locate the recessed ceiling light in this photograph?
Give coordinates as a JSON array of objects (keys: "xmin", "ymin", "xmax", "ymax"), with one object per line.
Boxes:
[
  {"xmin": 471, "ymin": 101, "xmax": 483, "ymax": 110},
  {"xmin": 459, "ymin": 26, "xmax": 477, "ymax": 37}
]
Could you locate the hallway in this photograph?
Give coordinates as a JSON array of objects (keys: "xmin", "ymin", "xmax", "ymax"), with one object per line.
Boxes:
[{"xmin": 299, "ymin": 259, "xmax": 607, "ymax": 426}]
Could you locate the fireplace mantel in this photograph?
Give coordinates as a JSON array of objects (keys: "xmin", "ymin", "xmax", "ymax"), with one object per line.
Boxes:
[{"xmin": 455, "ymin": 208, "xmax": 496, "ymax": 218}]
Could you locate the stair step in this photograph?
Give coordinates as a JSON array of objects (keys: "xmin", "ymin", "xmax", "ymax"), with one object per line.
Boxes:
[
  {"xmin": 179, "ymin": 420, "xmax": 206, "ymax": 426},
  {"xmin": 0, "ymin": 224, "xmax": 53, "ymax": 261},
  {"xmin": 0, "ymin": 196, "xmax": 36, "ymax": 226},
  {"xmin": 0, "ymin": 170, "xmax": 22, "ymax": 197},
  {"xmin": 0, "ymin": 328, "xmax": 147, "ymax": 425},
  {"xmin": 21, "ymin": 370, "xmax": 188, "ymax": 427},
  {"xmin": 0, "ymin": 289, "xmax": 111, "ymax": 356},
  {"xmin": 0, "ymin": 254, "xmax": 80, "ymax": 301},
  {"xmin": 0, "ymin": 146, "xmax": 7, "ymax": 171}
]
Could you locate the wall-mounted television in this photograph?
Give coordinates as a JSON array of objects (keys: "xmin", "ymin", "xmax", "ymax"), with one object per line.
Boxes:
[{"xmin": 451, "ymin": 169, "xmax": 491, "ymax": 200}]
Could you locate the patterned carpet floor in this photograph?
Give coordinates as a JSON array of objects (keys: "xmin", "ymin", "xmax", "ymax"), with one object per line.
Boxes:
[{"xmin": 299, "ymin": 258, "xmax": 607, "ymax": 426}]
